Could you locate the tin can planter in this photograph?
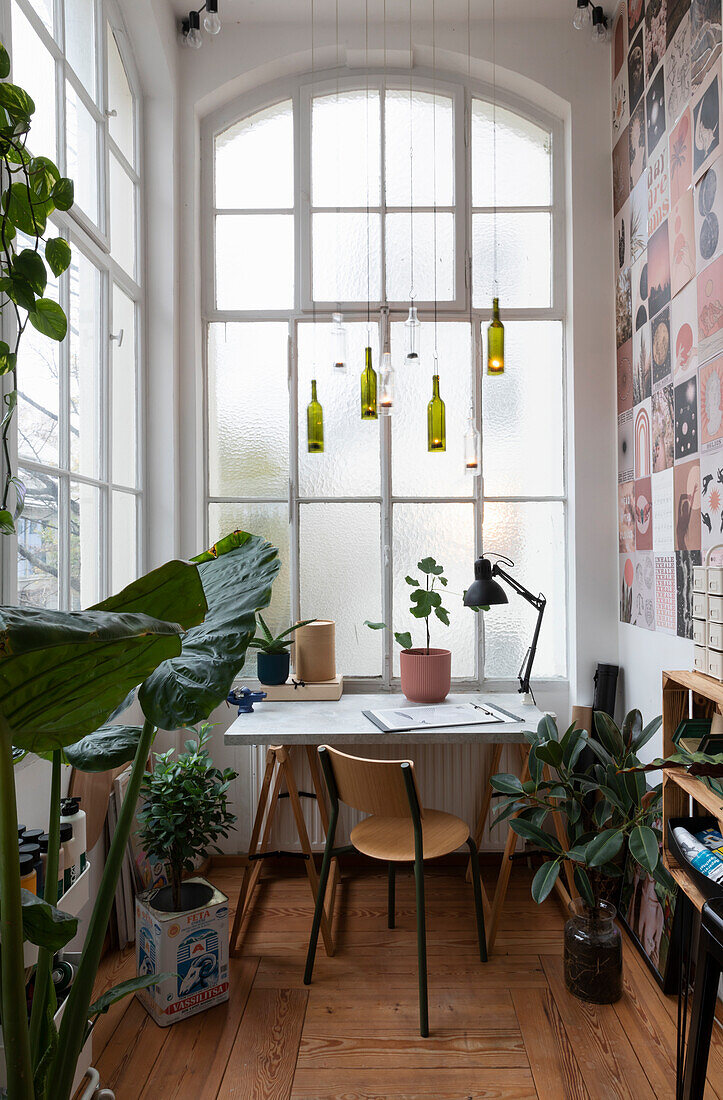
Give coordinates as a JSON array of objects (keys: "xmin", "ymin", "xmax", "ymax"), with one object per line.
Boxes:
[
  {"xmin": 564, "ymin": 898, "xmax": 622, "ymax": 1003},
  {"xmin": 135, "ymin": 876, "xmax": 230, "ymax": 1026},
  {"xmin": 399, "ymin": 648, "xmax": 451, "ymax": 703}
]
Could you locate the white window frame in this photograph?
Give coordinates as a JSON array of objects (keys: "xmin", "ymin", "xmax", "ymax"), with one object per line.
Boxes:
[
  {"xmin": 1, "ymin": 0, "xmax": 144, "ymax": 608},
  {"xmin": 201, "ymin": 68, "xmax": 568, "ymax": 691}
]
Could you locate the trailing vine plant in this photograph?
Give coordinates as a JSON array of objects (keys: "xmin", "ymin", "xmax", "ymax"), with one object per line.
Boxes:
[{"xmin": 0, "ymin": 37, "xmax": 74, "ymax": 535}]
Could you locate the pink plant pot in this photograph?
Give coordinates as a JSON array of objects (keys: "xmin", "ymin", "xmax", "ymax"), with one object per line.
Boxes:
[{"xmin": 399, "ymin": 648, "xmax": 452, "ymax": 704}]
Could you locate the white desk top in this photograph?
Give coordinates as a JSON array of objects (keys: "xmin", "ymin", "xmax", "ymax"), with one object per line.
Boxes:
[{"xmin": 224, "ymin": 692, "xmax": 545, "ymax": 746}]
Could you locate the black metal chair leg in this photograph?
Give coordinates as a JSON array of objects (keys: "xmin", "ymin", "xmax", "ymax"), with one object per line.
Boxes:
[
  {"xmin": 466, "ymin": 836, "xmax": 488, "ymax": 962},
  {"xmin": 387, "ymin": 862, "xmax": 396, "ymax": 929},
  {"xmin": 414, "ymin": 852, "xmax": 429, "ymax": 1037},
  {"xmin": 682, "ymin": 946, "xmax": 721, "ymax": 1099},
  {"xmin": 303, "ymin": 805, "xmax": 338, "ymax": 986}
]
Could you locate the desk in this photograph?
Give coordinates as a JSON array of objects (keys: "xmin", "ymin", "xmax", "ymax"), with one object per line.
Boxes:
[{"xmin": 224, "ymin": 692, "xmax": 547, "ymax": 957}]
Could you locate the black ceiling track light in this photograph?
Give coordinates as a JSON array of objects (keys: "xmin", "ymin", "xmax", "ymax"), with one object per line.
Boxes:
[{"xmin": 181, "ymin": 0, "xmax": 221, "ymax": 48}]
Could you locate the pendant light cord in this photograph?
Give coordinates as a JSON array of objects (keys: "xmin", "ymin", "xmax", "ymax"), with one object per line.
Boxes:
[
  {"xmin": 432, "ymin": 0, "xmax": 438, "ymax": 361},
  {"xmin": 311, "ymin": 0, "xmax": 316, "ymax": 368},
  {"xmin": 492, "ymin": 0, "xmax": 498, "ymax": 296},
  {"xmin": 335, "ymin": 0, "xmax": 340, "ymax": 317},
  {"xmin": 409, "ymin": 0, "xmax": 414, "ymax": 302},
  {"xmin": 366, "ymin": 0, "xmax": 371, "ymax": 330}
]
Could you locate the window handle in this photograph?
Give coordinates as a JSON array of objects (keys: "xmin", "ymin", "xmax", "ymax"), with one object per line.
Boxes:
[
  {"xmin": 105, "ymin": 108, "xmax": 118, "ymax": 118},
  {"xmin": 110, "ymin": 329, "xmax": 124, "ymax": 348}
]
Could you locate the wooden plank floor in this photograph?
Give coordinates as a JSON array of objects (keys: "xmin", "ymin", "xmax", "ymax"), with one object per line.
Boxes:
[{"xmin": 80, "ymin": 860, "xmax": 723, "ymax": 1099}]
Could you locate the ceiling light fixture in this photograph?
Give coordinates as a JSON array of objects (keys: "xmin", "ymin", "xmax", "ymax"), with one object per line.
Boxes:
[
  {"xmin": 572, "ymin": 1, "xmax": 608, "ymax": 41},
  {"xmin": 182, "ymin": 1, "xmax": 221, "ymax": 47}
]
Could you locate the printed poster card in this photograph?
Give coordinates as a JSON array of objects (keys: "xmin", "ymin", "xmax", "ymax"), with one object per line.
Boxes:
[
  {"xmin": 635, "ymin": 475, "xmax": 654, "ymax": 550},
  {"xmin": 619, "ymin": 480, "xmax": 636, "ymax": 551},
  {"xmin": 671, "ymin": 278, "xmax": 700, "ymax": 377},
  {"xmin": 649, "ymin": 220, "xmax": 672, "ymax": 315},
  {"xmin": 629, "ymin": 99, "xmax": 646, "ymax": 188},
  {"xmin": 691, "ymin": 0, "xmax": 722, "ymax": 89},
  {"xmin": 652, "ymin": 306, "xmax": 673, "ymax": 389},
  {"xmin": 614, "ymin": 66, "xmax": 631, "ymax": 139},
  {"xmin": 614, "ymin": 4, "xmax": 628, "ymax": 77},
  {"xmin": 615, "ymin": 199, "xmax": 631, "ymax": 273},
  {"xmin": 634, "ymin": 398, "xmax": 653, "ymax": 477},
  {"xmin": 674, "ymin": 457, "xmax": 701, "ymax": 550},
  {"xmin": 620, "ymin": 552, "xmax": 634, "ymax": 622},
  {"xmin": 692, "ymin": 68, "xmax": 721, "ymax": 181},
  {"xmin": 674, "ymin": 372, "xmax": 699, "ymax": 458},
  {"xmin": 614, "ymin": 125, "xmax": 632, "ymax": 216},
  {"xmin": 617, "ymin": 268, "xmax": 633, "ymax": 348},
  {"xmin": 630, "ymin": 172, "xmax": 649, "ymax": 261},
  {"xmin": 653, "ymin": 466, "xmax": 675, "ymax": 549},
  {"xmin": 697, "ymin": 251, "xmax": 723, "ymax": 362},
  {"xmin": 669, "ymin": 187, "xmax": 697, "ymax": 295},
  {"xmin": 653, "ymin": 382, "xmax": 675, "ymax": 470},
  {"xmin": 618, "ymin": 337, "xmax": 634, "ymax": 412},
  {"xmin": 655, "ymin": 551, "xmax": 677, "ymax": 633},
  {"xmin": 633, "ymin": 318, "xmax": 652, "ymax": 401},
  {"xmin": 645, "ymin": 0, "xmax": 667, "ymax": 81},
  {"xmin": 665, "ymin": 11, "xmax": 692, "ymax": 126},
  {"xmin": 646, "ymin": 66, "xmax": 668, "ymax": 155},
  {"xmin": 667, "ymin": 0, "xmax": 692, "ymax": 47},
  {"xmin": 629, "ymin": 0, "xmax": 646, "ymax": 39},
  {"xmin": 632, "ymin": 549, "xmax": 656, "ymax": 628},
  {"xmin": 699, "ymin": 353, "xmax": 723, "ymax": 450},
  {"xmin": 700, "ymin": 449, "xmax": 723, "ymax": 546},
  {"xmin": 669, "ymin": 107, "xmax": 693, "ymax": 206},
  {"xmin": 632, "ymin": 253, "xmax": 650, "ymax": 332},
  {"xmin": 628, "ymin": 27, "xmax": 646, "ymax": 111},
  {"xmin": 676, "ymin": 548, "xmax": 702, "ymax": 636},
  {"xmin": 694, "ymin": 152, "xmax": 722, "ymax": 270},
  {"xmin": 619, "ymin": 408, "xmax": 634, "ymax": 481}
]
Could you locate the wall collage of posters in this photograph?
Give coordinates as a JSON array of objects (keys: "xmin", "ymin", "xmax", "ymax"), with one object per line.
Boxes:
[{"xmin": 613, "ymin": 0, "xmax": 723, "ymax": 637}]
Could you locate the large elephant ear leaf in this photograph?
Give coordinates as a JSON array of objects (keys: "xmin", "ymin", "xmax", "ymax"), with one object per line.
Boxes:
[
  {"xmin": 63, "ymin": 725, "xmax": 145, "ymax": 772},
  {"xmin": 0, "ymin": 607, "xmax": 183, "ymax": 752},
  {"xmin": 138, "ymin": 532, "xmax": 280, "ymax": 730},
  {"xmin": 92, "ymin": 558, "xmax": 207, "ymax": 630}
]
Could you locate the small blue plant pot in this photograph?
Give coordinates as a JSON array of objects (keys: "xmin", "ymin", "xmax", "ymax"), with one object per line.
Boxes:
[{"xmin": 256, "ymin": 651, "xmax": 290, "ymax": 686}]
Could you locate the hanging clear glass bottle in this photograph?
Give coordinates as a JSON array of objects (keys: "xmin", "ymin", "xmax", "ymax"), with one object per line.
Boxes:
[
  {"xmin": 464, "ymin": 406, "xmax": 481, "ymax": 475},
  {"xmin": 404, "ymin": 305, "xmax": 421, "ymax": 362},
  {"xmin": 487, "ymin": 297, "xmax": 505, "ymax": 375},
  {"xmin": 427, "ymin": 371, "xmax": 446, "ymax": 451},
  {"xmin": 331, "ymin": 312, "xmax": 347, "ymax": 371},
  {"xmin": 361, "ymin": 345, "xmax": 378, "ymax": 420},
  {"xmin": 380, "ymin": 343, "xmax": 394, "ymax": 411},
  {"xmin": 307, "ymin": 379, "xmax": 324, "ymax": 452}
]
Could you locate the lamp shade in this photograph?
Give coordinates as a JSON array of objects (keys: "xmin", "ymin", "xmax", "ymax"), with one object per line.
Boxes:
[{"xmin": 463, "ymin": 556, "xmax": 508, "ymax": 608}]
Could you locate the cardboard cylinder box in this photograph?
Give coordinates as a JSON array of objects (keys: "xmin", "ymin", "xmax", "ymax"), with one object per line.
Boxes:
[
  {"xmin": 135, "ymin": 878, "xmax": 229, "ymax": 1026},
  {"xmin": 294, "ymin": 620, "xmax": 336, "ymax": 682}
]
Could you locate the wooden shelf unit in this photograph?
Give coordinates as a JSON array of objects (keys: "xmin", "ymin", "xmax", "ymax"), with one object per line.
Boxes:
[{"xmin": 662, "ymin": 671, "xmax": 723, "ymax": 911}]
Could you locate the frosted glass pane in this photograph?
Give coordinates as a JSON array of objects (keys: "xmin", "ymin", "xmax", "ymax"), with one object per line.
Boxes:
[
  {"xmin": 69, "ymin": 252, "xmax": 101, "ymax": 478},
  {"xmin": 65, "ymin": 0, "xmax": 95, "ymax": 97},
  {"xmin": 111, "ymin": 286, "xmax": 137, "ymax": 487},
  {"xmin": 17, "ymin": 468, "xmax": 58, "ymax": 609},
  {"xmin": 112, "ymin": 491, "xmax": 137, "ymax": 593},
  {"xmin": 385, "ymin": 213, "xmax": 454, "ymax": 301},
  {"xmin": 299, "ymin": 502, "xmax": 382, "ymax": 676},
  {"xmin": 216, "ymin": 215, "xmax": 294, "ymax": 310},
  {"xmin": 312, "ymin": 213, "xmax": 381, "ymax": 302},
  {"xmin": 392, "ymin": 503, "xmax": 476, "ymax": 678},
  {"xmin": 312, "ymin": 91, "xmax": 380, "ymax": 207},
  {"xmin": 298, "ymin": 322, "xmax": 380, "ymax": 496},
  {"xmin": 28, "ymin": 0, "xmax": 52, "ymax": 33},
  {"xmin": 17, "ymin": 254, "xmax": 59, "ymax": 466},
  {"xmin": 482, "ymin": 322, "xmax": 564, "ymax": 496},
  {"xmin": 12, "ymin": 4, "xmax": 55, "ymax": 158},
  {"xmin": 107, "ymin": 28, "xmax": 134, "ymax": 166},
  {"xmin": 472, "ymin": 99, "xmax": 552, "ymax": 207},
  {"xmin": 208, "ymin": 322, "xmax": 289, "ymax": 497},
  {"xmin": 391, "ymin": 321, "xmax": 474, "ymax": 498},
  {"xmin": 66, "ymin": 83, "xmax": 98, "ymax": 223},
  {"xmin": 70, "ymin": 482, "xmax": 100, "ymax": 610},
  {"xmin": 473, "ymin": 213, "xmax": 552, "ymax": 308},
  {"xmin": 110, "ymin": 154, "xmax": 135, "ymax": 276},
  {"xmin": 209, "ymin": 502, "xmax": 291, "ymax": 640},
  {"xmin": 385, "ymin": 90, "xmax": 454, "ymax": 206},
  {"xmin": 215, "ymin": 100, "xmax": 293, "ymax": 209},
  {"xmin": 482, "ymin": 502, "xmax": 566, "ymax": 679}
]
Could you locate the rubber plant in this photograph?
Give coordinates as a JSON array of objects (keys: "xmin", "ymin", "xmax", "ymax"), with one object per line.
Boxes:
[
  {"xmin": 0, "ymin": 37, "xmax": 74, "ymax": 536},
  {"xmin": 0, "ymin": 529, "xmax": 280, "ymax": 1100}
]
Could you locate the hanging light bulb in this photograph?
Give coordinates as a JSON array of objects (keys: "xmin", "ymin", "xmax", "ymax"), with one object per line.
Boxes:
[
  {"xmin": 185, "ymin": 10, "xmax": 203, "ymax": 47},
  {"xmin": 572, "ymin": 0, "xmax": 590, "ymax": 30},
  {"xmin": 591, "ymin": 6, "xmax": 608, "ymax": 41},
  {"xmin": 487, "ymin": 297, "xmax": 504, "ymax": 375},
  {"xmin": 405, "ymin": 305, "xmax": 421, "ymax": 362},
  {"xmin": 464, "ymin": 407, "xmax": 481, "ymax": 475},
  {"xmin": 307, "ymin": 379, "xmax": 324, "ymax": 452},
  {"xmin": 203, "ymin": 0, "xmax": 221, "ymax": 34},
  {"xmin": 331, "ymin": 312, "xmax": 347, "ymax": 372},
  {"xmin": 380, "ymin": 342, "xmax": 394, "ymax": 411},
  {"xmin": 427, "ymin": 361, "xmax": 446, "ymax": 452},
  {"xmin": 361, "ymin": 344, "xmax": 378, "ymax": 420}
]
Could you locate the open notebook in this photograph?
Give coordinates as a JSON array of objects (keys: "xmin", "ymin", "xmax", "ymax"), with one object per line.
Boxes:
[{"xmin": 362, "ymin": 701, "xmax": 519, "ymax": 734}]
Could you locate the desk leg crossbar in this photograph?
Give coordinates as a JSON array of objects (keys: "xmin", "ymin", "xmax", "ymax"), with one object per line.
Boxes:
[{"xmin": 230, "ymin": 744, "xmax": 340, "ymax": 958}]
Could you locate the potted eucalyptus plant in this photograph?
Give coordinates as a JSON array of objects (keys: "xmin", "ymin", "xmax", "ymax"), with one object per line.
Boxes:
[
  {"xmin": 249, "ymin": 614, "xmax": 315, "ymax": 686},
  {"xmin": 366, "ymin": 556, "xmax": 451, "ymax": 703},
  {"xmin": 491, "ymin": 709, "xmax": 665, "ymax": 1004}
]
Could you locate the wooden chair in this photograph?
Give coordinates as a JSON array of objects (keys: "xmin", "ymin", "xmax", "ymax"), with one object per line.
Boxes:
[{"xmin": 303, "ymin": 745, "xmax": 487, "ymax": 1037}]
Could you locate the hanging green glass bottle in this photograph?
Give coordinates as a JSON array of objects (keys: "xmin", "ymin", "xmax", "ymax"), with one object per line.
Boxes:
[
  {"xmin": 307, "ymin": 379, "xmax": 324, "ymax": 453},
  {"xmin": 361, "ymin": 345, "xmax": 378, "ymax": 420},
  {"xmin": 427, "ymin": 373, "xmax": 446, "ymax": 452},
  {"xmin": 487, "ymin": 297, "xmax": 505, "ymax": 375}
]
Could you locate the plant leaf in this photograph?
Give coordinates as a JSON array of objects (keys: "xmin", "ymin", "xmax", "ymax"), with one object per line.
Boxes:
[
  {"xmin": 29, "ymin": 298, "xmax": 67, "ymax": 340},
  {"xmin": 621, "ymin": 709, "xmax": 643, "ymax": 748},
  {"xmin": 585, "ymin": 828, "xmax": 624, "ymax": 868},
  {"xmin": 574, "ymin": 866, "xmax": 595, "ymax": 908},
  {"xmin": 594, "ymin": 711, "xmax": 625, "ymax": 758},
  {"xmin": 629, "ymin": 824, "xmax": 659, "ymax": 873},
  {"xmin": 417, "ymin": 557, "xmax": 443, "ymax": 575},
  {"xmin": 531, "ymin": 859, "xmax": 561, "ymax": 903},
  {"xmin": 50, "ymin": 176, "xmax": 74, "ymax": 211},
  {"xmin": 45, "ymin": 236, "xmax": 71, "ymax": 277},
  {"xmin": 509, "ymin": 818, "xmax": 562, "ymax": 854},
  {"xmin": 394, "ymin": 631, "xmax": 413, "ymax": 650},
  {"xmin": 0, "ymin": 42, "xmax": 10, "ymax": 79},
  {"xmin": 21, "ymin": 890, "xmax": 77, "ymax": 952},
  {"xmin": 88, "ymin": 973, "xmax": 175, "ymax": 1018},
  {"xmin": 63, "ymin": 725, "xmax": 145, "ymax": 772},
  {"xmin": 632, "ymin": 715, "xmax": 662, "ymax": 754},
  {"xmin": 364, "ymin": 620, "xmax": 386, "ymax": 630},
  {"xmin": 489, "ymin": 772, "xmax": 525, "ymax": 795}
]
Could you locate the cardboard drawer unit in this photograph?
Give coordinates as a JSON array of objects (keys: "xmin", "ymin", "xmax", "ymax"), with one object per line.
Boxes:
[
  {"xmin": 693, "ymin": 591, "xmax": 709, "ymax": 619},
  {"xmin": 708, "ymin": 648, "xmax": 723, "ymax": 680},
  {"xmin": 694, "ymin": 566, "xmax": 709, "ymax": 592},
  {"xmin": 709, "ymin": 620, "xmax": 723, "ymax": 651},
  {"xmin": 694, "ymin": 619, "xmax": 708, "ymax": 646},
  {"xmin": 709, "ymin": 595, "xmax": 723, "ymax": 623},
  {"xmin": 695, "ymin": 645, "xmax": 709, "ymax": 673},
  {"xmin": 708, "ymin": 567, "xmax": 723, "ymax": 595}
]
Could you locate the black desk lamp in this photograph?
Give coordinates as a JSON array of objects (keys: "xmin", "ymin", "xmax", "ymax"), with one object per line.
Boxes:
[{"xmin": 463, "ymin": 553, "xmax": 546, "ymax": 706}]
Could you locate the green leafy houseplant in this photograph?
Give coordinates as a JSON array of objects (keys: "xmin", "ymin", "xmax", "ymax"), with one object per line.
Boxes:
[
  {"xmin": 137, "ymin": 724, "xmax": 238, "ymax": 912},
  {"xmin": 248, "ymin": 614, "xmax": 316, "ymax": 654},
  {"xmin": 365, "ymin": 556, "xmax": 450, "ymax": 653},
  {"xmin": 0, "ymin": 38, "xmax": 74, "ymax": 536},
  {"xmin": 0, "ymin": 529, "xmax": 280, "ymax": 1100}
]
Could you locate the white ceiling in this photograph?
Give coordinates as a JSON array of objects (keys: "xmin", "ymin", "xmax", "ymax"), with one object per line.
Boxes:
[{"xmin": 167, "ymin": 0, "xmax": 578, "ymax": 25}]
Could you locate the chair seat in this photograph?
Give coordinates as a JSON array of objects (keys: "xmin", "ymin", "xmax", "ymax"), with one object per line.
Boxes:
[{"xmin": 350, "ymin": 809, "xmax": 470, "ymax": 862}]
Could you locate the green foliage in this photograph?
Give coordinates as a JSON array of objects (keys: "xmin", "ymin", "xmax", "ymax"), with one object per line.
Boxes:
[
  {"xmin": 0, "ymin": 38, "xmax": 75, "ymax": 531},
  {"xmin": 248, "ymin": 613, "xmax": 316, "ymax": 654},
  {"xmin": 365, "ymin": 556, "xmax": 450, "ymax": 653},
  {"xmin": 491, "ymin": 709, "xmax": 664, "ymax": 910},
  {"xmin": 21, "ymin": 890, "xmax": 77, "ymax": 952},
  {"xmin": 137, "ymin": 724, "xmax": 238, "ymax": 911}
]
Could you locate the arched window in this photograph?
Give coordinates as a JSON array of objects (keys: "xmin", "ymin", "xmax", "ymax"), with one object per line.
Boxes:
[{"xmin": 203, "ymin": 73, "xmax": 567, "ymax": 687}]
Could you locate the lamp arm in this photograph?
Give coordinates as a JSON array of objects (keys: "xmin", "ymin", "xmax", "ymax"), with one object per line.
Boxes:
[{"xmin": 493, "ymin": 563, "xmax": 547, "ymax": 697}]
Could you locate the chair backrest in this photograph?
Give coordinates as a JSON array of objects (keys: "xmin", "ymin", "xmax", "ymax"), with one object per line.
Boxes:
[{"xmin": 319, "ymin": 745, "xmax": 423, "ymax": 819}]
